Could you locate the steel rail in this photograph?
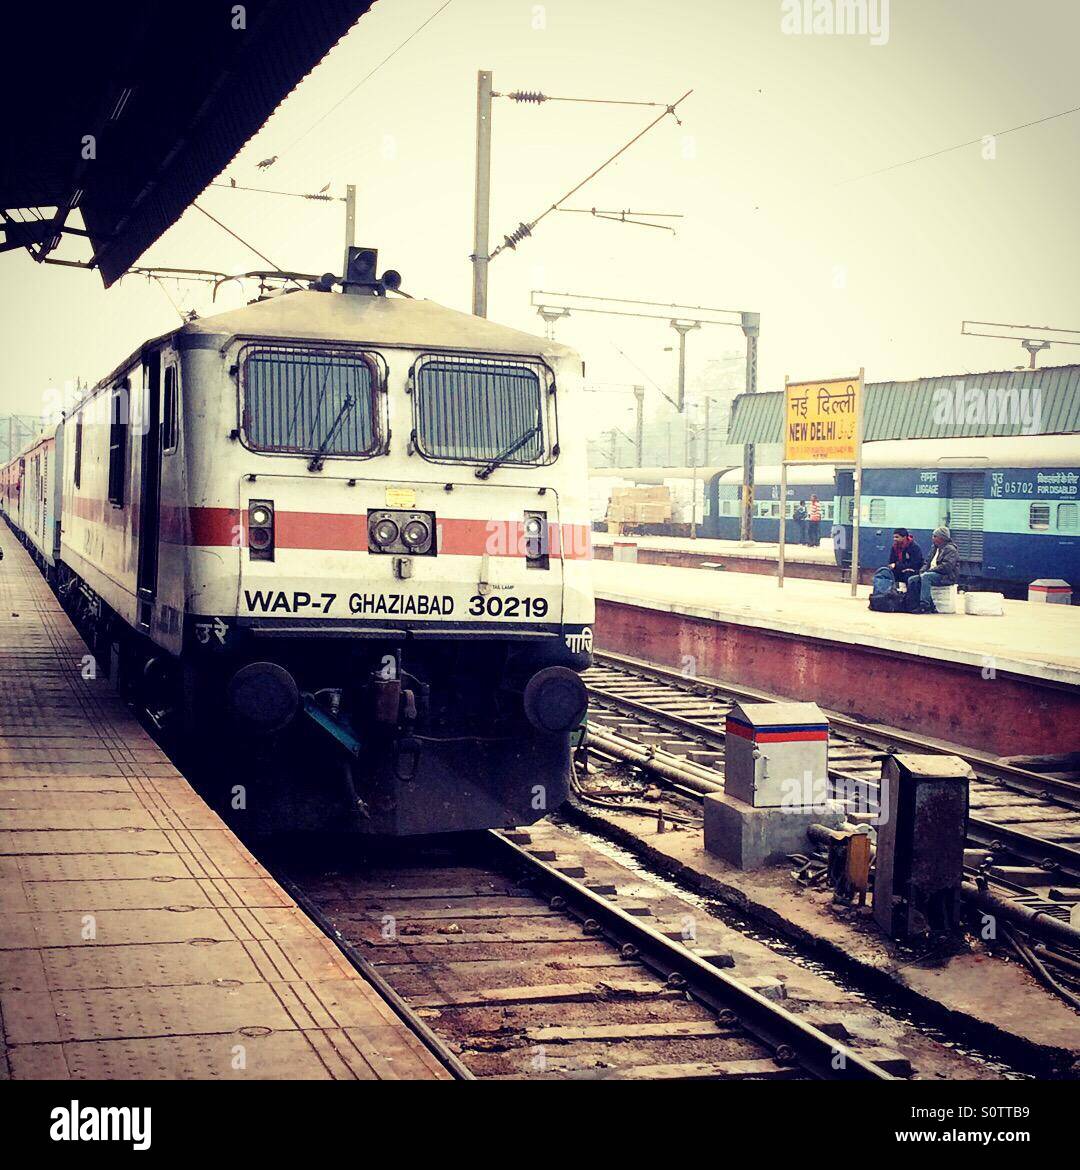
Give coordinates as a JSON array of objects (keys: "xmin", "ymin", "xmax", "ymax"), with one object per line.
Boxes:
[
  {"xmin": 589, "ymin": 693, "xmax": 1080, "ymax": 879},
  {"xmin": 590, "ymin": 650, "xmax": 1080, "ymax": 806},
  {"xmin": 585, "ymin": 653, "xmax": 1080, "ymax": 885},
  {"xmin": 275, "ymin": 873, "xmax": 475, "ymax": 1080},
  {"xmin": 591, "ymin": 650, "xmax": 1080, "ymax": 805},
  {"xmin": 585, "ymin": 724, "xmax": 1080, "ymax": 957},
  {"xmin": 486, "ymin": 830, "xmax": 893, "ymax": 1081},
  {"xmin": 586, "ymin": 718, "xmax": 1080, "ymax": 884}
]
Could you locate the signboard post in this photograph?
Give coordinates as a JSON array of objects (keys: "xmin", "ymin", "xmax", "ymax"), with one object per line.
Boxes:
[
  {"xmin": 781, "ymin": 371, "xmax": 864, "ymax": 594},
  {"xmin": 851, "ymin": 368, "xmax": 865, "ymax": 598},
  {"xmin": 777, "ymin": 376, "xmax": 789, "ymax": 587}
]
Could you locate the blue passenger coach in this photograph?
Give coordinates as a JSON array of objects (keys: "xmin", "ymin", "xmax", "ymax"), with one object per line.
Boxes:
[
  {"xmin": 704, "ymin": 465, "xmax": 836, "ymax": 543},
  {"xmin": 833, "ymin": 436, "xmax": 1080, "ymax": 594}
]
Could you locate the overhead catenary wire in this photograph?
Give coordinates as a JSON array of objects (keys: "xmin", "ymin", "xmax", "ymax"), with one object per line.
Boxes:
[
  {"xmin": 208, "ymin": 182, "xmax": 342, "ymax": 201},
  {"xmin": 191, "ymin": 203, "xmax": 287, "ymax": 272},
  {"xmin": 838, "ymin": 101, "xmax": 1080, "ymax": 185},
  {"xmin": 606, "ymin": 340, "xmax": 680, "ymax": 411},
  {"xmin": 499, "ymin": 91, "xmax": 673, "ymax": 109},
  {"xmin": 272, "ymin": 0, "xmax": 458, "ymax": 162},
  {"xmin": 555, "ymin": 207, "xmax": 679, "ymax": 232},
  {"xmin": 557, "ymin": 208, "xmax": 683, "ymax": 218},
  {"xmin": 148, "ymin": 274, "xmax": 189, "ymax": 324},
  {"xmin": 487, "ymin": 89, "xmax": 694, "ymax": 261}
]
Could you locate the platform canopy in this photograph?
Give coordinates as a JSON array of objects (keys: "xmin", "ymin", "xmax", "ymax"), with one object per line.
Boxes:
[
  {"xmin": 0, "ymin": 1, "xmax": 374, "ymax": 286},
  {"xmin": 728, "ymin": 363, "xmax": 1080, "ymax": 443}
]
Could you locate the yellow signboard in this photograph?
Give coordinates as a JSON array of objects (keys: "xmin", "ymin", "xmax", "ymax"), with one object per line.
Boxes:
[
  {"xmin": 385, "ymin": 486, "xmax": 417, "ymax": 508},
  {"xmin": 783, "ymin": 376, "xmax": 862, "ymax": 464}
]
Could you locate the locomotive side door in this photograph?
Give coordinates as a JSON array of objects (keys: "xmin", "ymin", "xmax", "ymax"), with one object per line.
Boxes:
[{"xmin": 136, "ymin": 350, "xmax": 162, "ymax": 631}]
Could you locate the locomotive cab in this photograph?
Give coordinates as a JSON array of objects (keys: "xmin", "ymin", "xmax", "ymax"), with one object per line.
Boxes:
[{"xmin": 113, "ymin": 276, "xmax": 598, "ymax": 835}]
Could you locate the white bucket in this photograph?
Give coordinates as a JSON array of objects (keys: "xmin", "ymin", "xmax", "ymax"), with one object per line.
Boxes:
[
  {"xmin": 965, "ymin": 592, "xmax": 1004, "ymax": 616},
  {"xmin": 930, "ymin": 584, "xmax": 958, "ymax": 614}
]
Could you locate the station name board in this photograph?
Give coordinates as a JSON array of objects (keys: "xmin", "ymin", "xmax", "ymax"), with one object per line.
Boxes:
[{"xmin": 784, "ymin": 376, "xmax": 862, "ymax": 464}]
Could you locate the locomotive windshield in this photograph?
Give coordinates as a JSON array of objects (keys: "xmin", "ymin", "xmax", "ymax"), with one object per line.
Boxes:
[
  {"xmin": 412, "ymin": 355, "xmax": 553, "ymax": 466},
  {"xmin": 241, "ymin": 345, "xmax": 382, "ymax": 456}
]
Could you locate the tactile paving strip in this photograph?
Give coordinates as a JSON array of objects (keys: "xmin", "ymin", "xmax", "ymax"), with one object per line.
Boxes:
[{"xmin": 0, "ymin": 523, "xmax": 448, "ymax": 1080}]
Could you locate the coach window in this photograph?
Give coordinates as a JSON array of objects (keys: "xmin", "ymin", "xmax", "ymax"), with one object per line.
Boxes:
[
  {"xmin": 241, "ymin": 345, "xmax": 383, "ymax": 456},
  {"xmin": 1058, "ymin": 503, "xmax": 1078, "ymax": 532},
  {"xmin": 107, "ymin": 381, "xmax": 129, "ymax": 506},
  {"xmin": 1029, "ymin": 503, "xmax": 1050, "ymax": 531},
  {"xmin": 162, "ymin": 366, "xmax": 179, "ymax": 453},
  {"xmin": 411, "ymin": 354, "xmax": 555, "ymax": 468},
  {"xmin": 868, "ymin": 497, "xmax": 886, "ymax": 524},
  {"xmin": 73, "ymin": 413, "xmax": 83, "ymax": 488}
]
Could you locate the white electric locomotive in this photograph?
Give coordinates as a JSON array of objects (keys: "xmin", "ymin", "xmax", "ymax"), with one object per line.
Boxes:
[{"xmin": 10, "ymin": 251, "xmax": 595, "ymax": 835}]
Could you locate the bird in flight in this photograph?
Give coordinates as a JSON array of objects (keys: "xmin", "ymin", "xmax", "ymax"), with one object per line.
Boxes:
[{"xmin": 257, "ymin": 156, "xmax": 278, "ymax": 170}]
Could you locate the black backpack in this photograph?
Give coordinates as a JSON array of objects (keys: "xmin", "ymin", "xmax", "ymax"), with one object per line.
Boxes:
[{"xmin": 869, "ymin": 589, "xmax": 904, "ymax": 613}]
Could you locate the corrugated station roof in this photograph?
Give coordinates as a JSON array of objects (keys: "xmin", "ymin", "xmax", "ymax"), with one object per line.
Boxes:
[
  {"xmin": 728, "ymin": 363, "xmax": 1080, "ymax": 443},
  {"xmin": 0, "ymin": 2, "xmax": 375, "ymax": 285}
]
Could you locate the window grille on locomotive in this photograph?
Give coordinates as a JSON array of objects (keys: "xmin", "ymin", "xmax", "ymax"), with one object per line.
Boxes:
[
  {"xmin": 239, "ymin": 344, "xmax": 387, "ymax": 458},
  {"xmin": 409, "ymin": 352, "xmax": 558, "ymax": 468}
]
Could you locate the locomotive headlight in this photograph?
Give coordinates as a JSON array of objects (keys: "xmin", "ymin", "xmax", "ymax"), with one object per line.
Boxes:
[
  {"xmin": 401, "ymin": 518, "xmax": 431, "ymax": 550},
  {"xmin": 523, "ymin": 510, "xmax": 549, "ymax": 569},
  {"xmin": 367, "ymin": 508, "xmax": 437, "ymax": 556},
  {"xmin": 248, "ymin": 499, "xmax": 275, "ymax": 561}
]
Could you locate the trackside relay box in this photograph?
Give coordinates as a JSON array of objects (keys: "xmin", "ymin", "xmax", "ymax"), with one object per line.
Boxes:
[{"xmin": 724, "ymin": 701, "xmax": 829, "ymax": 808}]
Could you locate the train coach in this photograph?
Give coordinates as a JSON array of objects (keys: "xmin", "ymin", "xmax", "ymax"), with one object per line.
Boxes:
[
  {"xmin": 703, "ymin": 465, "xmax": 836, "ymax": 542},
  {"xmin": 1, "ymin": 253, "xmax": 595, "ymax": 835},
  {"xmin": 833, "ymin": 434, "xmax": 1080, "ymax": 594},
  {"xmin": 0, "ymin": 427, "xmax": 63, "ymax": 577}
]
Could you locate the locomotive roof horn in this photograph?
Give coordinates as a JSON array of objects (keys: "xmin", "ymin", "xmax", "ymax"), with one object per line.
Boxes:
[{"xmin": 342, "ymin": 246, "xmax": 403, "ymax": 297}]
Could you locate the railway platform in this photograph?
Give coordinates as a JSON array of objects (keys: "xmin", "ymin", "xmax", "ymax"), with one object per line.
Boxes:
[
  {"xmin": 592, "ymin": 532, "xmax": 852, "ymax": 583},
  {"xmin": 591, "ymin": 559, "xmax": 1080, "ymax": 756},
  {"xmin": 0, "ymin": 523, "xmax": 448, "ymax": 1080}
]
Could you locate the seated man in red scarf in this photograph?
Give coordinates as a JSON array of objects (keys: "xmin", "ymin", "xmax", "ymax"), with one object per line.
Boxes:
[{"xmin": 871, "ymin": 528, "xmax": 924, "ymax": 595}]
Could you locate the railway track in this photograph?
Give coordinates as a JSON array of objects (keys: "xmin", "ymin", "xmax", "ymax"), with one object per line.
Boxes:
[
  {"xmin": 582, "ymin": 650, "xmax": 1080, "ymax": 936},
  {"xmin": 585, "ymin": 651, "xmax": 1080, "ymax": 870},
  {"xmin": 276, "ymin": 828, "xmax": 896, "ymax": 1081}
]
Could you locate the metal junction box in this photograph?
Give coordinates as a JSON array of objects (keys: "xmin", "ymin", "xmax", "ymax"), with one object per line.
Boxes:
[
  {"xmin": 873, "ymin": 753, "xmax": 972, "ymax": 941},
  {"xmin": 724, "ymin": 701, "xmax": 829, "ymax": 809}
]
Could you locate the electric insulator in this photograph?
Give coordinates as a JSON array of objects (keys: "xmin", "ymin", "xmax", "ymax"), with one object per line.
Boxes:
[
  {"xmin": 508, "ymin": 90, "xmax": 546, "ymax": 104},
  {"xmin": 502, "ymin": 223, "xmax": 533, "ymax": 250}
]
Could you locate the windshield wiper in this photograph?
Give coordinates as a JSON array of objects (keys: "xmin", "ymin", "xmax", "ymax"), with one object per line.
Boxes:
[
  {"xmin": 474, "ymin": 424, "xmax": 541, "ymax": 479},
  {"xmin": 307, "ymin": 394, "xmax": 354, "ymax": 471}
]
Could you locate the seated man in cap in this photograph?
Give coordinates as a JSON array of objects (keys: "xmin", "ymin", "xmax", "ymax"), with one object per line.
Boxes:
[{"xmin": 906, "ymin": 526, "xmax": 960, "ymax": 613}]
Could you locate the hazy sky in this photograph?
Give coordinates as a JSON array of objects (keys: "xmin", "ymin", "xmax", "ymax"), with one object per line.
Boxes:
[{"xmin": 2, "ymin": 0, "xmax": 1079, "ymax": 427}]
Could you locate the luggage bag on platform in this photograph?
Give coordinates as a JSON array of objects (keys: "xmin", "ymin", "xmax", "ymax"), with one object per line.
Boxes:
[{"xmin": 868, "ymin": 589, "xmax": 904, "ymax": 613}]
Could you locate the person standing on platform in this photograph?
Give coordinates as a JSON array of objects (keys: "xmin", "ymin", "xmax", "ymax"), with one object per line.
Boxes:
[
  {"xmin": 793, "ymin": 499, "xmax": 808, "ymax": 545},
  {"xmin": 907, "ymin": 526, "xmax": 960, "ymax": 613},
  {"xmin": 807, "ymin": 495, "xmax": 822, "ymax": 546},
  {"xmin": 872, "ymin": 528, "xmax": 923, "ymax": 594}
]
